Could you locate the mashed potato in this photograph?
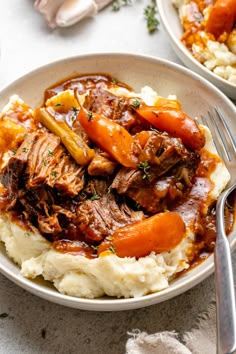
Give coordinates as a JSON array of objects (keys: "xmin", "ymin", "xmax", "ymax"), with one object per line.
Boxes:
[
  {"xmin": 173, "ymin": 0, "xmax": 236, "ymax": 84},
  {"xmin": 0, "ymin": 84, "xmax": 231, "ymax": 299}
]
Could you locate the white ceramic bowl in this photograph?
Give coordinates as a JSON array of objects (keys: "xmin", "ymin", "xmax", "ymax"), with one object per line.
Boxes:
[
  {"xmin": 158, "ymin": 0, "xmax": 236, "ymax": 100},
  {"xmin": 0, "ymin": 53, "xmax": 236, "ymax": 311}
]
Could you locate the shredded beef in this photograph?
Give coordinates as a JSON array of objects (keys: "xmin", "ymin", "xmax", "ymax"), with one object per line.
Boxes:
[
  {"xmin": 83, "ymin": 89, "xmax": 135, "ymax": 129},
  {"xmin": 0, "ymin": 131, "xmax": 86, "ymax": 236},
  {"xmin": 76, "ymin": 192, "xmax": 144, "ymax": 242},
  {"xmin": 112, "ymin": 131, "xmax": 200, "ymax": 213},
  {"xmin": 0, "ymin": 131, "xmax": 85, "ymax": 201}
]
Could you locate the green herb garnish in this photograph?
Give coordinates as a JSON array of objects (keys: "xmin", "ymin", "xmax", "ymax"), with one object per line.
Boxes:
[
  {"xmin": 51, "ymin": 171, "xmax": 57, "ymax": 179},
  {"xmin": 144, "ymin": 0, "xmax": 159, "ymax": 34},
  {"xmin": 111, "ymin": 77, "xmax": 118, "ymax": 84},
  {"xmin": 90, "ymin": 193, "xmax": 100, "ymax": 201},
  {"xmin": 48, "ymin": 149, "xmax": 53, "ymax": 157},
  {"xmin": 87, "ymin": 111, "xmax": 93, "ymax": 121},
  {"xmin": 112, "ymin": 0, "xmax": 131, "ymax": 11},
  {"xmin": 22, "ymin": 147, "xmax": 28, "ymax": 153},
  {"xmin": 109, "ymin": 244, "xmax": 116, "ymax": 254},
  {"xmin": 138, "ymin": 160, "xmax": 151, "ymax": 180},
  {"xmin": 91, "ymin": 245, "xmax": 99, "ymax": 251},
  {"xmin": 130, "ymin": 98, "xmax": 141, "ymax": 109}
]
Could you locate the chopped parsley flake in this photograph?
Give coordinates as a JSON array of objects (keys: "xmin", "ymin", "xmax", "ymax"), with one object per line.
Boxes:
[
  {"xmin": 87, "ymin": 111, "xmax": 93, "ymax": 121},
  {"xmin": 138, "ymin": 161, "xmax": 151, "ymax": 180},
  {"xmin": 48, "ymin": 149, "xmax": 53, "ymax": 157},
  {"xmin": 111, "ymin": 77, "xmax": 118, "ymax": 84},
  {"xmin": 51, "ymin": 171, "xmax": 57, "ymax": 179},
  {"xmin": 90, "ymin": 193, "xmax": 100, "ymax": 201},
  {"xmin": 91, "ymin": 245, "xmax": 99, "ymax": 251},
  {"xmin": 130, "ymin": 98, "xmax": 141, "ymax": 109},
  {"xmin": 109, "ymin": 244, "xmax": 116, "ymax": 254},
  {"xmin": 22, "ymin": 147, "xmax": 28, "ymax": 153}
]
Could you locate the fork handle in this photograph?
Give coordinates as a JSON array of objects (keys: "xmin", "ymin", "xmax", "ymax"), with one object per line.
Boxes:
[{"xmin": 215, "ymin": 187, "xmax": 236, "ymax": 354}]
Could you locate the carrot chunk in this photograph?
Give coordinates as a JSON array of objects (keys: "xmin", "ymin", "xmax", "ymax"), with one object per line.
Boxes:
[
  {"xmin": 78, "ymin": 108, "xmax": 139, "ymax": 168},
  {"xmin": 136, "ymin": 105, "xmax": 205, "ymax": 151},
  {"xmin": 98, "ymin": 211, "xmax": 186, "ymax": 258},
  {"xmin": 205, "ymin": 0, "xmax": 236, "ymax": 39}
]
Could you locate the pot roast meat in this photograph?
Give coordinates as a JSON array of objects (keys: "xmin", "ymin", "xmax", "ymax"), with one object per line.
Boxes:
[
  {"xmin": 88, "ymin": 149, "xmax": 117, "ymax": 176},
  {"xmin": 112, "ymin": 131, "xmax": 200, "ymax": 213},
  {"xmin": 19, "ymin": 187, "xmax": 76, "ymax": 235},
  {"xmin": 0, "ymin": 132, "xmax": 40, "ymax": 205},
  {"xmin": 0, "ymin": 131, "xmax": 86, "ymax": 236},
  {"xmin": 0, "ymin": 131, "xmax": 85, "ymax": 199},
  {"xmin": 76, "ymin": 192, "xmax": 144, "ymax": 242},
  {"xmin": 83, "ymin": 89, "xmax": 137, "ymax": 130}
]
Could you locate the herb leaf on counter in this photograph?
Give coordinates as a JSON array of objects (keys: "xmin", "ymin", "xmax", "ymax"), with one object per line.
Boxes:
[
  {"xmin": 112, "ymin": 0, "xmax": 131, "ymax": 11},
  {"xmin": 111, "ymin": 0, "xmax": 159, "ymax": 34},
  {"xmin": 144, "ymin": 0, "xmax": 159, "ymax": 34}
]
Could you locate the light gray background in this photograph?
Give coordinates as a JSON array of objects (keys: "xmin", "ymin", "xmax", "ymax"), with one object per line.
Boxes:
[{"xmin": 0, "ymin": 1, "xmax": 235, "ymax": 353}]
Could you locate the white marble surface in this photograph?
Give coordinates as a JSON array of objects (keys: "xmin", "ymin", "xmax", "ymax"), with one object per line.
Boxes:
[{"xmin": 0, "ymin": 1, "xmax": 235, "ymax": 354}]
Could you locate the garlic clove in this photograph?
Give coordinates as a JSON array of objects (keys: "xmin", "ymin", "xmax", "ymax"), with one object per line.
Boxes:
[
  {"xmin": 34, "ymin": 0, "xmax": 66, "ymax": 28},
  {"xmin": 56, "ymin": 0, "xmax": 97, "ymax": 27}
]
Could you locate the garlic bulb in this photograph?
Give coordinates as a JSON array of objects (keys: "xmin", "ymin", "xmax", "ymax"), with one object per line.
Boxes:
[{"xmin": 34, "ymin": 0, "xmax": 113, "ymax": 28}]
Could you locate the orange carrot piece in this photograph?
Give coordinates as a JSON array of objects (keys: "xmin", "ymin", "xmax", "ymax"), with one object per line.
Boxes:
[
  {"xmin": 98, "ymin": 212, "xmax": 186, "ymax": 258},
  {"xmin": 205, "ymin": 0, "xmax": 236, "ymax": 39},
  {"xmin": 78, "ymin": 108, "xmax": 139, "ymax": 168},
  {"xmin": 136, "ymin": 105, "xmax": 205, "ymax": 151},
  {"xmin": 134, "ymin": 130, "xmax": 150, "ymax": 148},
  {"xmin": 154, "ymin": 97, "xmax": 182, "ymax": 110}
]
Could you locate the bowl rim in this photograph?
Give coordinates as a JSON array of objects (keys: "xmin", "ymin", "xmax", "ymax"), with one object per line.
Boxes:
[
  {"xmin": 157, "ymin": 0, "xmax": 236, "ymax": 94},
  {"xmin": 1, "ymin": 51, "xmax": 236, "ymax": 101},
  {"xmin": 0, "ymin": 52, "xmax": 236, "ymax": 311}
]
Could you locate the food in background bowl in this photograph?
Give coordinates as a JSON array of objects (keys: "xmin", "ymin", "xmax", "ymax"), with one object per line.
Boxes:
[
  {"xmin": 0, "ymin": 72, "xmax": 232, "ymax": 299},
  {"xmin": 173, "ymin": 0, "xmax": 236, "ymax": 84}
]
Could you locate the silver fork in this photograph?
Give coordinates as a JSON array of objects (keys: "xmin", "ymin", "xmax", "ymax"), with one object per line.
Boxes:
[{"xmin": 200, "ymin": 107, "xmax": 236, "ymax": 354}]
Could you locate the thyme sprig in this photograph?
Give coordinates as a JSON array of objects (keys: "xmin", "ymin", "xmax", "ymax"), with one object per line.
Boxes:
[
  {"xmin": 144, "ymin": 0, "xmax": 159, "ymax": 34},
  {"xmin": 112, "ymin": 0, "xmax": 131, "ymax": 11},
  {"xmin": 111, "ymin": 0, "xmax": 159, "ymax": 34}
]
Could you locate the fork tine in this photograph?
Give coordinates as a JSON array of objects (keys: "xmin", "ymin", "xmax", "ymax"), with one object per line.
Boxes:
[
  {"xmin": 200, "ymin": 108, "xmax": 236, "ymax": 162},
  {"xmin": 213, "ymin": 107, "xmax": 236, "ymax": 161},
  {"xmin": 200, "ymin": 111, "xmax": 227, "ymax": 160}
]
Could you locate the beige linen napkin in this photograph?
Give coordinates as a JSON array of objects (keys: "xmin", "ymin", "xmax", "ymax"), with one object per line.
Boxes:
[{"xmin": 126, "ymin": 300, "xmax": 216, "ymax": 354}]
